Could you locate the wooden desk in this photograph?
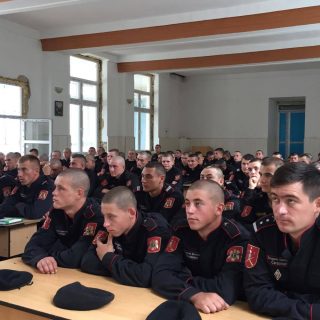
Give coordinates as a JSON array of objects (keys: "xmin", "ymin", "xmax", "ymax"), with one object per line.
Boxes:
[
  {"xmin": 0, "ymin": 258, "xmax": 270, "ymax": 320},
  {"xmin": 0, "ymin": 219, "xmax": 41, "ymax": 258}
]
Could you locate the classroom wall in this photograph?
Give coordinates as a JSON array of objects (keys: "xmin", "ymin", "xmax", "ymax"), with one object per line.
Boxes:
[{"xmin": 176, "ymin": 68, "xmax": 320, "ymax": 157}]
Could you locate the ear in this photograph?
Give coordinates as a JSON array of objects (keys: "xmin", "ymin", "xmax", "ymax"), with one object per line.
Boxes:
[
  {"xmin": 215, "ymin": 202, "xmax": 225, "ymax": 216},
  {"xmin": 314, "ymin": 196, "xmax": 320, "ymax": 215},
  {"xmin": 127, "ymin": 207, "xmax": 137, "ymax": 219}
]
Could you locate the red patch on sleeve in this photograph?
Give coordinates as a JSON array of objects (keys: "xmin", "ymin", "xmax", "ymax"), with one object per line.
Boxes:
[
  {"xmin": 101, "ymin": 179, "xmax": 108, "ymax": 186},
  {"xmin": 245, "ymin": 244, "xmax": 260, "ymax": 269},
  {"xmin": 92, "ymin": 230, "xmax": 108, "ymax": 245},
  {"xmin": 83, "ymin": 223, "xmax": 97, "ymax": 236},
  {"xmin": 147, "ymin": 236, "xmax": 161, "ymax": 253},
  {"xmin": 38, "ymin": 190, "xmax": 48, "ymax": 200},
  {"xmin": 241, "ymin": 205, "xmax": 252, "ymax": 217},
  {"xmin": 165, "ymin": 236, "xmax": 180, "ymax": 253},
  {"xmin": 42, "ymin": 213, "xmax": 51, "ymax": 230},
  {"xmin": 224, "ymin": 201, "xmax": 235, "ymax": 211},
  {"xmin": 226, "ymin": 246, "xmax": 243, "ymax": 263},
  {"xmin": 2, "ymin": 186, "xmax": 11, "ymax": 197},
  {"xmin": 164, "ymin": 197, "xmax": 175, "ymax": 209}
]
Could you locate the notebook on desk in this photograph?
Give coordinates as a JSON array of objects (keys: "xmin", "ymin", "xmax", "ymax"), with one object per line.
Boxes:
[{"xmin": 0, "ymin": 217, "xmax": 24, "ymax": 225}]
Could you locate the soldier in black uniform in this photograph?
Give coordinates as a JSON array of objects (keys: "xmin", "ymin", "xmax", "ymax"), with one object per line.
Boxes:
[
  {"xmin": 151, "ymin": 144, "xmax": 161, "ymax": 162},
  {"xmin": 200, "ymin": 166, "xmax": 241, "ymax": 220},
  {"xmin": 135, "ymin": 162, "xmax": 184, "ymax": 224},
  {"xmin": 69, "ymin": 153, "xmax": 97, "ymax": 197},
  {"xmin": 182, "ymin": 154, "xmax": 202, "ymax": 184},
  {"xmin": 231, "ymin": 153, "xmax": 254, "ymax": 194},
  {"xmin": 0, "ymin": 152, "xmax": 19, "ymax": 203},
  {"xmin": 125, "ymin": 149, "xmax": 137, "ymax": 171},
  {"xmin": 22, "ymin": 169, "xmax": 103, "ymax": 274},
  {"xmin": 152, "ymin": 180, "xmax": 250, "ymax": 314},
  {"xmin": 174, "ymin": 149, "xmax": 183, "ymax": 170},
  {"xmin": 81, "ymin": 186, "xmax": 171, "ymax": 287},
  {"xmin": 238, "ymin": 158, "xmax": 284, "ymax": 227},
  {"xmin": 130, "ymin": 151, "xmax": 151, "ymax": 182},
  {"xmin": 94, "ymin": 156, "xmax": 139, "ymax": 200},
  {"xmin": 161, "ymin": 152, "xmax": 182, "ymax": 191},
  {"xmin": 244, "ymin": 163, "xmax": 320, "ymax": 319},
  {"xmin": 0, "ymin": 154, "xmax": 53, "ymax": 219}
]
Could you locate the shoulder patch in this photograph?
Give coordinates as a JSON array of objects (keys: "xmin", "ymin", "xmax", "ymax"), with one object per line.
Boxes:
[
  {"xmin": 83, "ymin": 223, "xmax": 97, "ymax": 236},
  {"xmin": 226, "ymin": 246, "xmax": 243, "ymax": 263},
  {"xmin": 165, "ymin": 236, "xmax": 180, "ymax": 253},
  {"xmin": 224, "ymin": 201, "xmax": 235, "ymax": 211},
  {"xmin": 143, "ymin": 217, "xmax": 157, "ymax": 231},
  {"xmin": 245, "ymin": 244, "xmax": 260, "ymax": 269},
  {"xmin": 165, "ymin": 185, "xmax": 173, "ymax": 193},
  {"xmin": 147, "ymin": 236, "xmax": 161, "ymax": 253},
  {"xmin": 241, "ymin": 205, "xmax": 252, "ymax": 217},
  {"xmin": 253, "ymin": 214, "xmax": 276, "ymax": 233},
  {"xmin": 221, "ymin": 219, "xmax": 240, "ymax": 239},
  {"xmin": 38, "ymin": 190, "xmax": 49, "ymax": 200},
  {"xmin": 164, "ymin": 197, "xmax": 175, "ymax": 209}
]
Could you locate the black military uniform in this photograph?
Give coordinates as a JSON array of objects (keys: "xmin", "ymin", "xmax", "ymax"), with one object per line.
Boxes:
[
  {"xmin": 0, "ymin": 168, "xmax": 18, "ymax": 204},
  {"xmin": 232, "ymin": 170, "xmax": 249, "ymax": 194},
  {"xmin": 238, "ymin": 189, "xmax": 272, "ymax": 228},
  {"xmin": 182, "ymin": 165, "xmax": 202, "ymax": 184},
  {"xmin": 125, "ymin": 159, "xmax": 137, "ymax": 171},
  {"xmin": 130, "ymin": 166, "xmax": 142, "ymax": 182},
  {"xmin": 152, "ymin": 217, "xmax": 250, "ymax": 304},
  {"xmin": 94, "ymin": 171, "xmax": 140, "ymax": 201},
  {"xmin": 165, "ymin": 166, "xmax": 182, "ymax": 191},
  {"xmin": 223, "ymin": 189, "xmax": 241, "ymax": 220},
  {"xmin": 151, "ymin": 153, "xmax": 159, "ymax": 162},
  {"xmin": 0, "ymin": 175, "xmax": 54, "ymax": 219},
  {"xmin": 81, "ymin": 211, "xmax": 171, "ymax": 287},
  {"xmin": 22, "ymin": 198, "xmax": 103, "ymax": 269},
  {"xmin": 244, "ymin": 214, "xmax": 320, "ymax": 319},
  {"xmin": 135, "ymin": 184, "xmax": 184, "ymax": 223}
]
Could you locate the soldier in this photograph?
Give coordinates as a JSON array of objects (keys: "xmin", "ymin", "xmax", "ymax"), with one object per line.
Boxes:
[
  {"xmin": 244, "ymin": 162, "xmax": 320, "ymax": 319},
  {"xmin": 135, "ymin": 162, "xmax": 184, "ymax": 224},
  {"xmin": 0, "ymin": 155, "xmax": 53, "ymax": 219},
  {"xmin": 232, "ymin": 153, "xmax": 254, "ymax": 193},
  {"xmin": 152, "ymin": 180, "xmax": 250, "ymax": 314},
  {"xmin": 22, "ymin": 169, "xmax": 103, "ymax": 274},
  {"xmin": 161, "ymin": 152, "xmax": 182, "ymax": 191},
  {"xmin": 131, "ymin": 151, "xmax": 151, "ymax": 181},
  {"xmin": 182, "ymin": 153, "xmax": 202, "ymax": 184},
  {"xmin": 94, "ymin": 156, "xmax": 139, "ymax": 200},
  {"xmin": 200, "ymin": 166, "xmax": 240, "ymax": 219},
  {"xmin": 81, "ymin": 186, "xmax": 171, "ymax": 287},
  {"xmin": 151, "ymin": 144, "xmax": 161, "ymax": 162},
  {"xmin": 125, "ymin": 149, "xmax": 137, "ymax": 171}
]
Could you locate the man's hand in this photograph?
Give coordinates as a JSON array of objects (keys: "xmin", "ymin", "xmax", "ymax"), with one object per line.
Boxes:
[
  {"xmin": 190, "ymin": 292, "xmax": 229, "ymax": 314},
  {"xmin": 96, "ymin": 234, "xmax": 114, "ymax": 260},
  {"xmin": 36, "ymin": 257, "xmax": 58, "ymax": 274},
  {"xmin": 249, "ymin": 176, "xmax": 259, "ymax": 189}
]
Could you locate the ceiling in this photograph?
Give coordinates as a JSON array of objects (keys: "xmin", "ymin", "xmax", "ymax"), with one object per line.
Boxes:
[{"xmin": 1, "ymin": 0, "xmax": 320, "ymax": 75}]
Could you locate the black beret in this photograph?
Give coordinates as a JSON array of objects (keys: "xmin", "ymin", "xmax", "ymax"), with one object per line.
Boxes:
[
  {"xmin": 0, "ymin": 269, "xmax": 33, "ymax": 290},
  {"xmin": 146, "ymin": 300, "xmax": 201, "ymax": 320},
  {"xmin": 53, "ymin": 282, "xmax": 114, "ymax": 310}
]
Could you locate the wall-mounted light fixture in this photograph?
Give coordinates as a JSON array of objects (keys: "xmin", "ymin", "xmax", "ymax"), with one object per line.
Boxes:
[{"xmin": 54, "ymin": 86, "xmax": 63, "ymax": 94}]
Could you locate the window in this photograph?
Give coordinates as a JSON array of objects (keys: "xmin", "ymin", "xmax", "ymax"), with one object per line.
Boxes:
[
  {"xmin": 69, "ymin": 56, "xmax": 101, "ymax": 152},
  {"xmin": 134, "ymin": 74, "xmax": 154, "ymax": 150}
]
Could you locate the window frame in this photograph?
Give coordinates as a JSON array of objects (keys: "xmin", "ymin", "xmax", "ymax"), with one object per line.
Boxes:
[
  {"xmin": 134, "ymin": 74, "xmax": 154, "ymax": 151},
  {"xmin": 69, "ymin": 55, "xmax": 102, "ymax": 152}
]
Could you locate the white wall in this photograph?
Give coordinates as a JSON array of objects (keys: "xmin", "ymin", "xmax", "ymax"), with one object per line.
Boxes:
[{"xmin": 177, "ymin": 68, "xmax": 320, "ymax": 157}]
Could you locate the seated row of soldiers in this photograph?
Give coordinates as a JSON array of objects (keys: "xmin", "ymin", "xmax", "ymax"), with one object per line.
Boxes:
[{"xmin": 0, "ymin": 146, "xmax": 319, "ymax": 318}]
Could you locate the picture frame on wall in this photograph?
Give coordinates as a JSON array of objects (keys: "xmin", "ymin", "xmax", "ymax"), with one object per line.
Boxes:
[{"xmin": 54, "ymin": 100, "xmax": 63, "ymax": 116}]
